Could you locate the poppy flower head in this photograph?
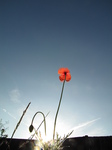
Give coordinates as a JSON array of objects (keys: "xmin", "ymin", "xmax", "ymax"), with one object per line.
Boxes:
[{"xmin": 58, "ymin": 68, "xmax": 71, "ymax": 82}]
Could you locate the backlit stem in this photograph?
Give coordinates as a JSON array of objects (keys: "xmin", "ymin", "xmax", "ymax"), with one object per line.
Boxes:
[
  {"xmin": 53, "ymin": 77, "xmax": 66, "ymax": 140},
  {"xmin": 31, "ymin": 111, "xmax": 46, "ymax": 136}
]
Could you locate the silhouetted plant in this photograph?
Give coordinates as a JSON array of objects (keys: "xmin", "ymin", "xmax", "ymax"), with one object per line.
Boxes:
[{"xmin": 0, "ymin": 119, "xmax": 8, "ymax": 138}]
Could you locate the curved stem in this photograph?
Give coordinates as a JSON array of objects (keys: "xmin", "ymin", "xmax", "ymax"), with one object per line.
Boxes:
[
  {"xmin": 31, "ymin": 111, "xmax": 46, "ymax": 136},
  {"xmin": 53, "ymin": 79, "xmax": 66, "ymax": 140}
]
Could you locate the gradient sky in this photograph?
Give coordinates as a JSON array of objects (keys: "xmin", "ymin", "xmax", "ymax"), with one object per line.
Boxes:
[{"xmin": 0, "ymin": 0, "xmax": 112, "ymax": 140}]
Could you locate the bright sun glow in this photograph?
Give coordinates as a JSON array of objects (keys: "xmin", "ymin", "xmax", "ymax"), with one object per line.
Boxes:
[
  {"xmin": 40, "ymin": 117, "xmax": 70, "ymax": 142},
  {"xmin": 40, "ymin": 118, "xmax": 55, "ymax": 142},
  {"xmin": 16, "ymin": 114, "xmax": 71, "ymax": 141},
  {"xmin": 29, "ymin": 117, "xmax": 70, "ymax": 142}
]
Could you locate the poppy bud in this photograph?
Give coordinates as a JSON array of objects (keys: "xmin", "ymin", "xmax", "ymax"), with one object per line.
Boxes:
[{"xmin": 29, "ymin": 124, "xmax": 34, "ymax": 132}]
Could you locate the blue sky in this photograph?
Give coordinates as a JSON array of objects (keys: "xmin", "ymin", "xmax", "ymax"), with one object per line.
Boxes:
[{"xmin": 0, "ymin": 0, "xmax": 112, "ymax": 140}]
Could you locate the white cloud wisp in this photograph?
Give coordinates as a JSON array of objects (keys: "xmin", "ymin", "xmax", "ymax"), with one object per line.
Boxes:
[{"xmin": 9, "ymin": 89, "xmax": 20, "ymax": 103}]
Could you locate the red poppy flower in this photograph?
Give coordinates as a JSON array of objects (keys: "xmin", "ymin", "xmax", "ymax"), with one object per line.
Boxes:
[{"xmin": 58, "ymin": 68, "xmax": 71, "ymax": 82}]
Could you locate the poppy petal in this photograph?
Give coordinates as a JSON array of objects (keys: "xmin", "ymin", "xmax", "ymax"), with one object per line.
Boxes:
[
  {"xmin": 64, "ymin": 68, "xmax": 70, "ymax": 73},
  {"xmin": 58, "ymin": 68, "xmax": 65, "ymax": 74},
  {"xmin": 59, "ymin": 74, "xmax": 66, "ymax": 81},
  {"xmin": 66, "ymin": 73, "xmax": 71, "ymax": 81},
  {"xmin": 58, "ymin": 68, "xmax": 70, "ymax": 75}
]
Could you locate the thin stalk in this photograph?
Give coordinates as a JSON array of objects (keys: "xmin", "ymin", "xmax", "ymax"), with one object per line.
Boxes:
[
  {"xmin": 11, "ymin": 102, "xmax": 31, "ymax": 139},
  {"xmin": 53, "ymin": 79, "xmax": 66, "ymax": 140}
]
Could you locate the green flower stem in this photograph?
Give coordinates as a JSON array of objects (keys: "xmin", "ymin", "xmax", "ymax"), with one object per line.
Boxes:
[
  {"xmin": 31, "ymin": 111, "xmax": 46, "ymax": 136},
  {"xmin": 53, "ymin": 79, "xmax": 66, "ymax": 141}
]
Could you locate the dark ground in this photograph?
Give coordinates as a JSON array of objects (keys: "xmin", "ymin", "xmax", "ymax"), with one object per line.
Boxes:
[{"xmin": 0, "ymin": 136, "xmax": 112, "ymax": 150}]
